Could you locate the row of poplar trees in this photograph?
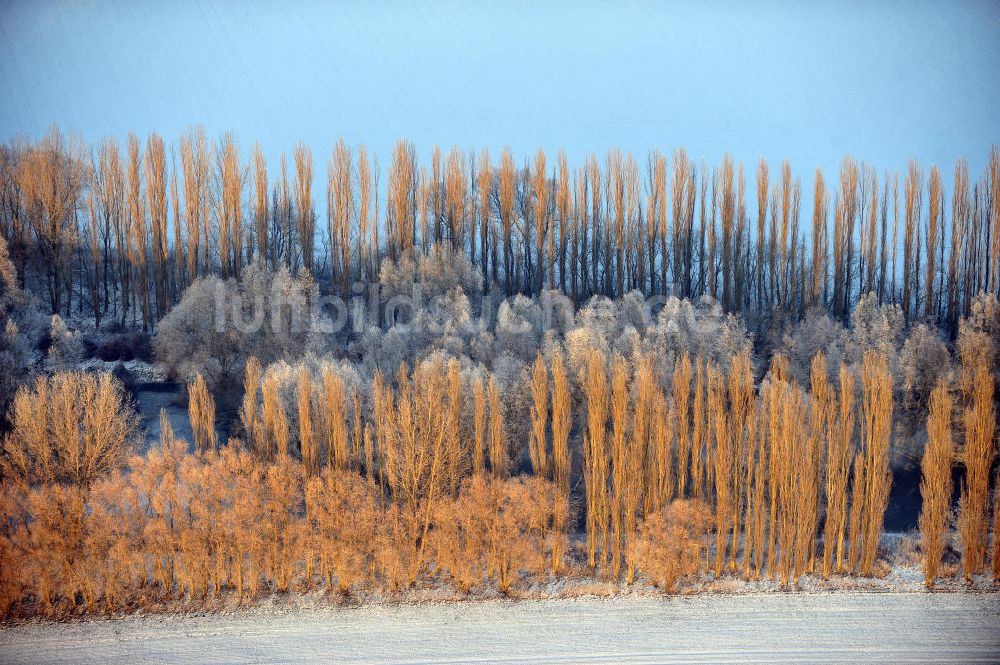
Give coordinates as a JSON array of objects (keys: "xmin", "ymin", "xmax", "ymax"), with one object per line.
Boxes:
[
  {"xmin": 2, "ymin": 127, "xmax": 998, "ymax": 332},
  {"xmin": 182, "ymin": 343, "xmax": 997, "ymax": 589}
]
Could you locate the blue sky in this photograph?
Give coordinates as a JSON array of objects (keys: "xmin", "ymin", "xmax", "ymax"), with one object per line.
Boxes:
[{"xmin": 1, "ymin": 0, "xmax": 998, "ymax": 185}]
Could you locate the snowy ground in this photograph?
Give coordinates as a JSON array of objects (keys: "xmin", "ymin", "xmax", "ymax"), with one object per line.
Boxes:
[{"xmin": 2, "ymin": 593, "xmax": 998, "ymax": 664}]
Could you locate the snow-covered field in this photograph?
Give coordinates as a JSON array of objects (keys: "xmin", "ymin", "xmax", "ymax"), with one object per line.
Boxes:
[{"xmin": 2, "ymin": 593, "xmax": 998, "ymax": 664}]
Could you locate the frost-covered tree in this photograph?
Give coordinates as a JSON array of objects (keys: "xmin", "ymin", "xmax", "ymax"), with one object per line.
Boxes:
[
  {"xmin": 0, "ymin": 318, "xmax": 31, "ymax": 425},
  {"xmin": 0, "ymin": 237, "xmax": 37, "ymax": 422},
  {"xmin": 154, "ymin": 274, "xmax": 243, "ymax": 386},
  {"xmin": 779, "ymin": 308, "xmax": 847, "ymax": 386},
  {"xmin": 491, "ymin": 352, "xmax": 532, "ymax": 470},
  {"xmin": 495, "ymin": 295, "xmax": 543, "ymax": 362},
  {"xmin": 379, "ymin": 243, "xmax": 484, "ymax": 312},
  {"xmin": 846, "ymin": 292, "xmax": 905, "ymax": 370},
  {"xmin": 898, "ymin": 323, "xmax": 950, "ymax": 419},
  {"xmin": 44, "ymin": 314, "xmax": 82, "ymax": 372},
  {"xmin": 154, "ymin": 264, "xmax": 316, "ymax": 386},
  {"xmin": 0, "ymin": 235, "xmax": 18, "ymax": 302},
  {"xmin": 957, "ymin": 292, "xmax": 999, "ymax": 379},
  {"xmin": 645, "ymin": 296, "xmax": 752, "ymax": 376}
]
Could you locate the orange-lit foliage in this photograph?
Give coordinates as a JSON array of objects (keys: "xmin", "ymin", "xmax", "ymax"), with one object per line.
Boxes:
[
  {"xmin": 187, "ymin": 372, "xmax": 217, "ymax": 455},
  {"xmin": 823, "ymin": 363, "xmax": 854, "ymax": 577},
  {"xmin": 673, "ymin": 353, "xmax": 692, "ymax": 498},
  {"xmin": 549, "ymin": 349, "xmax": 572, "ymax": 571},
  {"xmin": 861, "ymin": 352, "xmax": 894, "ymax": 576},
  {"xmin": 959, "ymin": 363, "xmax": 995, "ymax": 580},
  {"xmin": 305, "ymin": 468, "xmax": 379, "ymax": 592},
  {"xmin": 992, "ymin": 468, "xmax": 1000, "ymax": 581},
  {"xmin": 2, "ymin": 372, "xmax": 139, "ymax": 488},
  {"xmin": 434, "ymin": 475, "xmax": 561, "ymax": 594},
  {"xmin": 919, "ymin": 378, "xmax": 953, "ymax": 587},
  {"xmin": 582, "ymin": 349, "xmax": 610, "ymax": 570},
  {"xmin": 529, "ymin": 352, "xmax": 550, "ymax": 478},
  {"xmin": 631, "ymin": 499, "xmax": 711, "ymax": 592},
  {"xmin": 0, "ymin": 343, "xmax": 954, "ymax": 618},
  {"xmin": 726, "ymin": 351, "xmax": 754, "ymax": 574}
]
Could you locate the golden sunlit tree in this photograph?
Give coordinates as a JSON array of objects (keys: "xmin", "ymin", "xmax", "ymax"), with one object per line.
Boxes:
[
  {"xmin": 582, "ymin": 348, "xmax": 610, "ymax": 570},
  {"xmin": 918, "ymin": 378, "xmax": 954, "ymax": 587},
  {"xmin": 294, "ymin": 143, "xmax": 315, "ymax": 273},
  {"xmin": 550, "ymin": 349, "xmax": 572, "ymax": 571},
  {"xmin": 261, "ymin": 373, "xmax": 289, "ymax": 459},
  {"xmin": 252, "ymin": 144, "xmax": 269, "ymax": 267},
  {"xmin": 708, "ymin": 362, "xmax": 732, "ymax": 577},
  {"xmin": 488, "ymin": 376, "xmax": 508, "ymax": 479},
  {"xmin": 328, "ymin": 139, "xmax": 353, "ymax": 295},
  {"xmin": 855, "ymin": 352, "xmax": 893, "ymax": 576},
  {"xmin": 827, "ymin": 363, "xmax": 855, "ymax": 575},
  {"xmin": 145, "ymin": 133, "xmax": 169, "ymax": 317},
  {"xmin": 216, "ymin": 132, "xmax": 243, "ymax": 279},
  {"xmin": 673, "ymin": 354, "xmax": 693, "ymax": 498},
  {"xmin": 125, "ymin": 134, "xmax": 152, "ymax": 328},
  {"xmin": 726, "ymin": 351, "xmax": 754, "ymax": 572},
  {"xmin": 188, "ymin": 373, "xmax": 217, "ymax": 455},
  {"xmin": 240, "ymin": 357, "xmax": 264, "ymax": 455},
  {"xmin": 1, "ymin": 373, "xmax": 139, "ymax": 488},
  {"xmin": 902, "ymin": 161, "xmax": 921, "ymax": 319},
  {"xmin": 16, "ymin": 128, "xmax": 85, "ymax": 316},
  {"xmin": 529, "ymin": 352, "xmax": 550, "ymax": 478},
  {"xmin": 471, "ymin": 375, "xmax": 486, "ymax": 476},
  {"xmin": 498, "ymin": 147, "xmax": 516, "ymax": 295},
  {"xmin": 179, "ymin": 128, "xmax": 209, "ymax": 280},
  {"xmin": 959, "ymin": 363, "xmax": 996, "ymax": 580},
  {"xmin": 298, "ymin": 366, "xmax": 318, "ymax": 476}
]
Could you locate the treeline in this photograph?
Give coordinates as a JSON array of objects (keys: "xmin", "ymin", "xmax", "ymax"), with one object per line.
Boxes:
[
  {"xmin": 1, "ymin": 333, "xmax": 996, "ymax": 617},
  {"xmin": 1, "ymin": 128, "xmax": 998, "ymax": 332},
  {"xmin": 1, "ymin": 127, "xmax": 999, "ymax": 617}
]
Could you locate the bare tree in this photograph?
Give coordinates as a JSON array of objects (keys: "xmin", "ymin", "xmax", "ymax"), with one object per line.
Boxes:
[
  {"xmin": 903, "ymin": 161, "xmax": 922, "ymax": 319},
  {"xmin": 328, "ymin": 139, "xmax": 353, "ymax": 295},
  {"xmin": 294, "ymin": 143, "xmax": 315, "ymax": 273},
  {"xmin": 126, "ymin": 134, "xmax": 151, "ymax": 328},
  {"xmin": 179, "ymin": 128, "xmax": 209, "ymax": 280},
  {"xmin": 17, "ymin": 128, "xmax": 84, "ymax": 314},
  {"xmin": 498, "ymin": 147, "xmax": 516, "ymax": 295},
  {"xmin": 216, "ymin": 133, "xmax": 243, "ymax": 279},
  {"xmin": 252, "ymin": 144, "xmax": 269, "ymax": 267}
]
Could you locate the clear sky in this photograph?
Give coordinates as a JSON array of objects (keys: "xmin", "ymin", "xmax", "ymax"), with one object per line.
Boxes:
[{"xmin": 1, "ymin": 0, "xmax": 998, "ymax": 185}]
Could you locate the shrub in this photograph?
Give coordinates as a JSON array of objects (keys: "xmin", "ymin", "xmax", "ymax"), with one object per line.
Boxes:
[
  {"xmin": 1, "ymin": 372, "xmax": 139, "ymax": 488},
  {"xmin": 433, "ymin": 475, "xmax": 558, "ymax": 593},
  {"xmin": 94, "ymin": 330, "xmax": 152, "ymax": 362},
  {"xmin": 305, "ymin": 469, "xmax": 379, "ymax": 592},
  {"xmin": 632, "ymin": 499, "xmax": 711, "ymax": 592}
]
